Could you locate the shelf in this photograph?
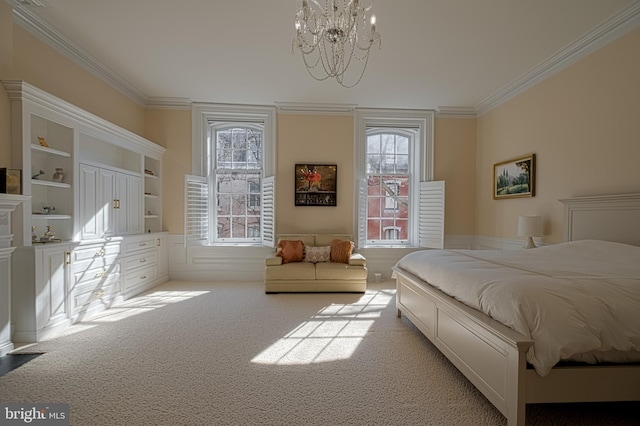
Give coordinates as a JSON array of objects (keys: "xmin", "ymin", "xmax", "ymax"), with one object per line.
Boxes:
[
  {"xmin": 31, "ymin": 179, "xmax": 71, "ymax": 189},
  {"xmin": 144, "ymin": 215, "xmax": 159, "ymax": 219},
  {"xmin": 144, "ymin": 193, "xmax": 159, "ymax": 198},
  {"xmin": 31, "ymin": 144, "xmax": 71, "ymax": 157},
  {"xmin": 32, "ymin": 214, "xmax": 72, "ymax": 220},
  {"xmin": 144, "ymin": 173, "xmax": 159, "ymax": 180}
]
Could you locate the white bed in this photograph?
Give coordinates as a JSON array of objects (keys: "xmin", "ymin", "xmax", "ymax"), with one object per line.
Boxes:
[{"xmin": 392, "ymin": 193, "xmax": 640, "ymax": 426}]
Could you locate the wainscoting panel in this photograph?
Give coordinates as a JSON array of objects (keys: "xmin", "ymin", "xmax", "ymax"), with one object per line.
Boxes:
[{"xmin": 167, "ymin": 234, "xmax": 500, "ymax": 282}]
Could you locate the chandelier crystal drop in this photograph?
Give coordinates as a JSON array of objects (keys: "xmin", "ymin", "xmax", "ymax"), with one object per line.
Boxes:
[{"xmin": 293, "ymin": 0, "xmax": 381, "ymax": 88}]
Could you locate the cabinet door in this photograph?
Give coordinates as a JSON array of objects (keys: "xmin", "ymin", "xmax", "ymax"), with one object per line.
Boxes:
[
  {"xmin": 127, "ymin": 175, "xmax": 143, "ymax": 235},
  {"xmin": 100, "ymin": 168, "xmax": 117, "ymax": 237},
  {"xmin": 36, "ymin": 245, "xmax": 70, "ymax": 330},
  {"xmin": 116, "ymin": 173, "xmax": 143, "ymax": 235},
  {"xmin": 79, "ymin": 164, "xmax": 101, "ymax": 240}
]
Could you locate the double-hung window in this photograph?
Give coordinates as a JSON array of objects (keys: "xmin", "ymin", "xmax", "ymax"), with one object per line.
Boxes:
[
  {"xmin": 355, "ymin": 109, "xmax": 444, "ymax": 249},
  {"xmin": 187, "ymin": 104, "xmax": 276, "ymax": 246}
]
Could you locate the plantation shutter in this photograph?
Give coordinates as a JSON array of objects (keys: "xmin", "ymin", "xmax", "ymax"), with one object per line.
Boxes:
[
  {"xmin": 184, "ymin": 175, "xmax": 209, "ymax": 246},
  {"xmin": 261, "ymin": 176, "xmax": 275, "ymax": 248},
  {"xmin": 357, "ymin": 178, "xmax": 368, "ymax": 248},
  {"xmin": 419, "ymin": 180, "xmax": 445, "ymax": 248}
]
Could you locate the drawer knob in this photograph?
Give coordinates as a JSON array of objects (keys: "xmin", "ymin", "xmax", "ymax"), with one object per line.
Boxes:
[
  {"xmin": 139, "ymin": 243, "xmax": 147, "ymax": 247},
  {"xmin": 139, "ymin": 275, "xmax": 146, "ymax": 280},
  {"xmin": 139, "ymin": 259, "xmax": 146, "ymax": 263}
]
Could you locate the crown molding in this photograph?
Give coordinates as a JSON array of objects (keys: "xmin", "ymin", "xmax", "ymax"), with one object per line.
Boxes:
[
  {"xmin": 146, "ymin": 97, "xmax": 193, "ymax": 110},
  {"xmin": 275, "ymin": 102, "xmax": 357, "ymax": 115},
  {"xmin": 476, "ymin": 2, "xmax": 640, "ymax": 115},
  {"xmin": 11, "ymin": 6, "xmax": 148, "ymax": 105},
  {"xmin": 436, "ymin": 106, "xmax": 477, "ymax": 119}
]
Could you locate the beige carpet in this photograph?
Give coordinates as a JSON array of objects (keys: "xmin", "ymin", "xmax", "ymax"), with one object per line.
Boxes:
[{"xmin": 1, "ymin": 280, "xmax": 638, "ymax": 425}]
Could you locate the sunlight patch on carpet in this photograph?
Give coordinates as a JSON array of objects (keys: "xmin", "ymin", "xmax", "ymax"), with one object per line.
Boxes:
[
  {"xmin": 252, "ymin": 289, "xmax": 394, "ymax": 365},
  {"xmin": 90, "ymin": 290, "xmax": 210, "ymax": 323}
]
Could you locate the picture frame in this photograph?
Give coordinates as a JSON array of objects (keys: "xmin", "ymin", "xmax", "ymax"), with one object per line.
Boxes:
[
  {"xmin": 493, "ymin": 154, "xmax": 535, "ymax": 200},
  {"xmin": 0, "ymin": 168, "xmax": 23, "ymax": 195},
  {"xmin": 295, "ymin": 164, "xmax": 337, "ymax": 206}
]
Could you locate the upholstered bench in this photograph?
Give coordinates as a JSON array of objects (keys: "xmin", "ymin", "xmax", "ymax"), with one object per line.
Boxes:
[{"xmin": 264, "ymin": 234, "xmax": 367, "ymax": 293}]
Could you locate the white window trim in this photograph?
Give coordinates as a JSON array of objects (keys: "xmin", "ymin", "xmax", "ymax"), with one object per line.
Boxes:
[
  {"xmin": 354, "ymin": 108, "xmax": 435, "ymax": 248},
  {"xmin": 192, "ymin": 103, "xmax": 276, "ymax": 178},
  {"xmin": 190, "ymin": 103, "xmax": 276, "ymax": 246}
]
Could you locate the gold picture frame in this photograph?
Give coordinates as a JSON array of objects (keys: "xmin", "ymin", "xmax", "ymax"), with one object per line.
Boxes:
[
  {"xmin": 493, "ymin": 154, "xmax": 535, "ymax": 200},
  {"xmin": 0, "ymin": 168, "xmax": 23, "ymax": 195}
]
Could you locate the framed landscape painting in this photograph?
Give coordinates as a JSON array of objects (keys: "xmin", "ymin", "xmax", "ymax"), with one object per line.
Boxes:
[
  {"xmin": 295, "ymin": 164, "xmax": 337, "ymax": 206},
  {"xmin": 493, "ymin": 154, "xmax": 535, "ymax": 200}
]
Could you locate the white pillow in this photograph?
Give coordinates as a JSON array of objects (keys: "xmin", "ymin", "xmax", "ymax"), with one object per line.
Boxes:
[{"xmin": 304, "ymin": 246, "xmax": 331, "ymax": 263}]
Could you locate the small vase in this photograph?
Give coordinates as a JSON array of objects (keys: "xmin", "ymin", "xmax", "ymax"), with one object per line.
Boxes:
[
  {"xmin": 52, "ymin": 168, "xmax": 64, "ymax": 183},
  {"xmin": 32, "ymin": 226, "xmax": 38, "ymax": 242}
]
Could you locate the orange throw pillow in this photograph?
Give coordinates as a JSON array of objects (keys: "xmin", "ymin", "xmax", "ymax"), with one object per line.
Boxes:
[
  {"xmin": 276, "ymin": 240, "xmax": 305, "ymax": 264},
  {"xmin": 330, "ymin": 239, "xmax": 354, "ymax": 264}
]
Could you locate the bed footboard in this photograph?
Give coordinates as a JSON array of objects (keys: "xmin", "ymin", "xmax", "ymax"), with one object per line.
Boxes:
[{"xmin": 394, "ymin": 267, "xmax": 533, "ymax": 426}]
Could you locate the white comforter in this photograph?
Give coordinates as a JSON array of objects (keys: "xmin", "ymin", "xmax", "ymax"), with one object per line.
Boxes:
[{"xmin": 394, "ymin": 240, "xmax": 640, "ymax": 376}]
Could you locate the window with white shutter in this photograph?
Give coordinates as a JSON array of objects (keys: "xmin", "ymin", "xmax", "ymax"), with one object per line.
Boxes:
[
  {"xmin": 355, "ymin": 108, "xmax": 442, "ymax": 248},
  {"xmin": 184, "ymin": 175, "xmax": 209, "ymax": 246},
  {"xmin": 188, "ymin": 103, "xmax": 276, "ymax": 246}
]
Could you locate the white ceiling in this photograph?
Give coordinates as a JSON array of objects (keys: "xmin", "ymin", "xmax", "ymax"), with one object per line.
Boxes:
[{"xmin": 9, "ymin": 0, "xmax": 640, "ymax": 113}]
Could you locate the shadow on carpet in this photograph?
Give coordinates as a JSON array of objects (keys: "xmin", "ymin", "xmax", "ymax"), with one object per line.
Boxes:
[{"xmin": 0, "ymin": 353, "xmax": 44, "ymax": 377}]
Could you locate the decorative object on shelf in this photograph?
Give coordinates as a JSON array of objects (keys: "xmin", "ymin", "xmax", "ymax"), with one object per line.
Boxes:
[
  {"xmin": 32, "ymin": 225, "xmax": 38, "ymax": 242},
  {"xmin": 293, "ymin": 0, "xmax": 381, "ymax": 88},
  {"xmin": 144, "ymin": 169, "xmax": 154, "ymax": 176},
  {"xmin": 43, "ymin": 206, "xmax": 56, "ymax": 215},
  {"xmin": 493, "ymin": 153, "xmax": 536, "ymax": 200},
  {"xmin": 0, "ymin": 168, "xmax": 23, "ymax": 194},
  {"xmin": 295, "ymin": 163, "xmax": 337, "ymax": 206},
  {"xmin": 37, "ymin": 136, "xmax": 48, "ymax": 147},
  {"xmin": 32, "ymin": 170, "xmax": 45, "ymax": 180},
  {"xmin": 52, "ymin": 168, "xmax": 65, "ymax": 183},
  {"xmin": 517, "ymin": 215, "xmax": 543, "ymax": 249},
  {"xmin": 43, "ymin": 225, "xmax": 55, "ymax": 241}
]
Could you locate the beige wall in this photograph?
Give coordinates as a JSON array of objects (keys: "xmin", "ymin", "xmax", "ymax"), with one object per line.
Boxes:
[
  {"xmin": 0, "ymin": 2, "xmax": 14, "ymax": 168},
  {"xmin": 435, "ymin": 117, "xmax": 476, "ymax": 236},
  {"xmin": 7, "ymin": 22, "xmax": 145, "ymax": 137},
  {"xmin": 144, "ymin": 108, "xmax": 191, "ymax": 234},
  {"xmin": 276, "ymin": 114, "xmax": 355, "ymax": 235},
  {"xmin": 475, "ymin": 27, "xmax": 640, "ymax": 244}
]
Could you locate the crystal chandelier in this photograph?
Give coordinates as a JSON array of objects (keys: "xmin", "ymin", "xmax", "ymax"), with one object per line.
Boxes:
[{"xmin": 293, "ymin": 0, "xmax": 381, "ymax": 88}]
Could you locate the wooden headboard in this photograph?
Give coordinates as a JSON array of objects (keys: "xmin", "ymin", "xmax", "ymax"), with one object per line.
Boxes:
[{"xmin": 559, "ymin": 193, "xmax": 640, "ymax": 246}]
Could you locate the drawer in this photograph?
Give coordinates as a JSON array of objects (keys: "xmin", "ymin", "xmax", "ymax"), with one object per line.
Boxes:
[
  {"xmin": 71, "ymin": 253, "xmax": 119, "ymax": 275},
  {"xmin": 122, "ymin": 251, "xmax": 157, "ymax": 274},
  {"xmin": 70, "ymin": 259, "xmax": 121, "ymax": 289},
  {"xmin": 123, "ymin": 264, "xmax": 156, "ymax": 293},
  {"xmin": 70, "ymin": 273, "xmax": 121, "ymax": 316},
  {"xmin": 73, "ymin": 242, "xmax": 121, "ymax": 263},
  {"xmin": 123, "ymin": 237, "xmax": 156, "ymax": 255}
]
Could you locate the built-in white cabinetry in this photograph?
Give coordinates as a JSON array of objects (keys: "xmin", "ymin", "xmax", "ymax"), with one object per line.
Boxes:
[
  {"xmin": 122, "ymin": 235, "xmax": 159, "ymax": 298},
  {"xmin": 11, "ymin": 243, "xmax": 76, "ymax": 342},
  {"xmin": 79, "ymin": 164, "xmax": 143, "ymax": 239},
  {"xmin": 68, "ymin": 240, "xmax": 122, "ymax": 322},
  {"xmin": 0, "ymin": 194, "xmax": 30, "ymax": 356},
  {"xmin": 3, "ymin": 80, "xmax": 168, "ymax": 343}
]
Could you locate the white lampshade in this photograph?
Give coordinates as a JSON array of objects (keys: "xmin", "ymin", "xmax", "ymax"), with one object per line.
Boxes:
[{"xmin": 517, "ymin": 216, "xmax": 543, "ymax": 249}]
